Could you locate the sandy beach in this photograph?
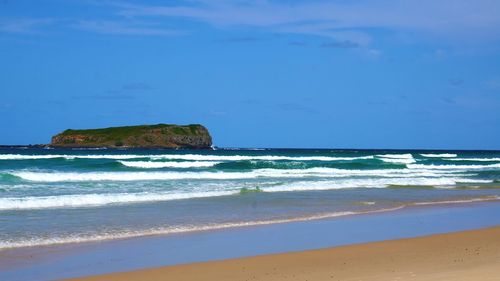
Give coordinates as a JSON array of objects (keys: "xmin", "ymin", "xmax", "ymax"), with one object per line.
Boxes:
[
  {"xmin": 65, "ymin": 226, "xmax": 500, "ymax": 281},
  {"xmin": 3, "ymin": 0, "xmax": 500, "ymax": 279}
]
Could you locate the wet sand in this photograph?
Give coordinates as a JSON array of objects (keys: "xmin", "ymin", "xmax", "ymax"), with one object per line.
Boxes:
[{"xmin": 66, "ymin": 226, "xmax": 500, "ymax": 281}]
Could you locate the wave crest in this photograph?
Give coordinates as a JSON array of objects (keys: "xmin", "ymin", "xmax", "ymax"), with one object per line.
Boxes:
[
  {"xmin": 0, "ymin": 154, "xmax": 374, "ymax": 162},
  {"xmin": 420, "ymin": 153, "xmax": 457, "ymax": 158},
  {"xmin": 0, "ymin": 191, "xmax": 235, "ymax": 210},
  {"xmin": 376, "ymin": 154, "xmax": 416, "ymax": 164},
  {"xmin": 10, "ymin": 167, "xmax": 464, "ymax": 182},
  {"xmin": 119, "ymin": 161, "xmax": 220, "ymax": 168}
]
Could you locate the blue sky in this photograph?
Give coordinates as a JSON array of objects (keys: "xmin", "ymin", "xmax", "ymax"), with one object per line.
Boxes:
[{"xmin": 1, "ymin": 0, "xmax": 499, "ymax": 149}]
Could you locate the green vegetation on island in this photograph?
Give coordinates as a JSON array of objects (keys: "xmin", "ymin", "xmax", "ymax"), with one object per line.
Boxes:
[{"xmin": 51, "ymin": 124, "xmax": 212, "ymax": 149}]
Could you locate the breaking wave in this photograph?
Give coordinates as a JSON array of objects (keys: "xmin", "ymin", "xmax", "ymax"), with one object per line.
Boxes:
[
  {"xmin": 119, "ymin": 161, "xmax": 220, "ymax": 168},
  {"xmin": 0, "ymin": 177, "xmax": 494, "ymax": 211},
  {"xmin": 9, "ymin": 167, "xmax": 466, "ymax": 182},
  {"xmin": 0, "ymin": 191, "xmax": 236, "ymax": 210},
  {"xmin": 407, "ymin": 163, "xmax": 500, "ymax": 170},
  {"xmin": 376, "ymin": 153, "xmax": 414, "ymax": 159},
  {"xmin": 420, "ymin": 153, "xmax": 457, "ymax": 158},
  {"xmin": 0, "ymin": 154, "xmax": 374, "ymax": 162},
  {"xmin": 447, "ymin": 158, "xmax": 500, "ymax": 162},
  {"xmin": 375, "ymin": 154, "xmax": 416, "ymax": 164}
]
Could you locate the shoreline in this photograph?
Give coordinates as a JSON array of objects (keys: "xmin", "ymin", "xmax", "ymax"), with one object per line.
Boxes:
[
  {"xmin": 65, "ymin": 226, "xmax": 500, "ymax": 281},
  {"xmin": 2, "ymin": 201, "xmax": 500, "ymax": 281},
  {"xmin": 1, "ymin": 196, "xmax": 499, "ymax": 251}
]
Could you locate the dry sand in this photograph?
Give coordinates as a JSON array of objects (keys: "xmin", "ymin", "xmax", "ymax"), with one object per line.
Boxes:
[{"xmin": 65, "ymin": 226, "xmax": 500, "ymax": 281}]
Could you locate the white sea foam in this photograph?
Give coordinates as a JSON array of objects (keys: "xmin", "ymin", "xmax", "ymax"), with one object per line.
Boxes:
[
  {"xmin": 0, "ymin": 154, "xmax": 67, "ymax": 160},
  {"xmin": 376, "ymin": 153, "xmax": 414, "ymax": 159},
  {"xmin": 375, "ymin": 153, "xmax": 416, "ymax": 164},
  {"xmin": 0, "ymin": 154, "xmax": 147, "ymax": 160},
  {"xmin": 447, "ymin": 158, "xmax": 500, "ymax": 162},
  {"xmin": 10, "ymin": 167, "xmax": 460, "ymax": 182},
  {"xmin": 420, "ymin": 153, "xmax": 457, "ymax": 158},
  {"xmin": 2, "ymin": 175, "xmax": 493, "ymax": 211},
  {"xmin": 119, "ymin": 161, "xmax": 220, "ymax": 168},
  {"xmin": 0, "ymin": 153, "xmax": 374, "ymax": 162},
  {"xmin": 408, "ymin": 163, "xmax": 500, "ymax": 170},
  {"xmin": 453, "ymin": 179, "xmax": 494, "ymax": 183},
  {"xmin": 151, "ymin": 155, "xmax": 375, "ymax": 161},
  {"xmin": 378, "ymin": 157, "xmax": 416, "ymax": 164},
  {"xmin": 12, "ymin": 171, "xmax": 258, "ymax": 182},
  {"xmin": 0, "ymin": 191, "xmax": 236, "ymax": 210}
]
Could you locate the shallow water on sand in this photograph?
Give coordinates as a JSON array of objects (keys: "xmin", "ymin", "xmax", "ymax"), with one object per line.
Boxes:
[{"xmin": 1, "ymin": 148, "xmax": 499, "ymax": 249}]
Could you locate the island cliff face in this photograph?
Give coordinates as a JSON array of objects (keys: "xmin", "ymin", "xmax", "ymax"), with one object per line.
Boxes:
[{"xmin": 51, "ymin": 124, "xmax": 212, "ymax": 149}]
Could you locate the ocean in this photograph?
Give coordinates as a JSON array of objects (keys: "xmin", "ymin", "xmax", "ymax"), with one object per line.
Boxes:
[{"xmin": 1, "ymin": 148, "xmax": 499, "ymax": 250}]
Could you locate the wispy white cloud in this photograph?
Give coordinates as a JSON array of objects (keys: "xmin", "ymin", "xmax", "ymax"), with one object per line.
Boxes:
[
  {"xmin": 72, "ymin": 20, "xmax": 184, "ymax": 36},
  {"xmin": 2, "ymin": 0, "xmax": 499, "ymax": 43},
  {"xmin": 113, "ymin": 0, "xmax": 500, "ymax": 44},
  {"xmin": 0, "ymin": 18, "xmax": 55, "ymax": 34},
  {"xmin": 0, "ymin": 17, "xmax": 184, "ymax": 36}
]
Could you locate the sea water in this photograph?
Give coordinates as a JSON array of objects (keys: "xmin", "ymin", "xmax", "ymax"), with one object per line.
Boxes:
[{"xmin": 1, "ymin": 148, "xmax": 499, "ymax": 249}]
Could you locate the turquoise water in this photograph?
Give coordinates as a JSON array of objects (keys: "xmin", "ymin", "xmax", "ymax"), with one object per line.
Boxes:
[{"xmin": 1, "ymin": 148, "xmax": 499, "ymax": 249}]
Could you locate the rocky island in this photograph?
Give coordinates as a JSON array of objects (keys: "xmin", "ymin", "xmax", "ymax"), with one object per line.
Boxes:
[{"xmin": 51, "ymin": 124, "xmax": 212, "ymax": 149}]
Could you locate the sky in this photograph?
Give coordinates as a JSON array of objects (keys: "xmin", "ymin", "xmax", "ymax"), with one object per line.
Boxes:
[{"xmin": 1, "ymin": 0, "xmax": 499, "ymax": 149}]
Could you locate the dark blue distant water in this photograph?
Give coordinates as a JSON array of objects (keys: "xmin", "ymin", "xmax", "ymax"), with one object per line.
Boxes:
[{"xmin": 1, "ymin": 148, "xmax": 499, "ymax": 249}]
